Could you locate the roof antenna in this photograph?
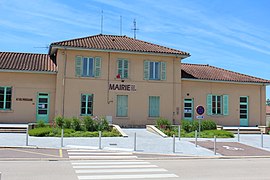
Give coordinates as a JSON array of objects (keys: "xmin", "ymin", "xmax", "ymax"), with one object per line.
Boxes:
[
  {"xmin": 120, "ymin": 15, "xmax": 122, "ymax": 36},
  {"xmin": 100, "ymin": 10, "xmax": 103, "ymax": 34},
  {"xmin": 131, "ymin": 19, "xmax": 139, "ymax": 39}
]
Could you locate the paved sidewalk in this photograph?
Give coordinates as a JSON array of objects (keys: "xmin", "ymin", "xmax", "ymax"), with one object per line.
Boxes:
[{"xmin": 0, "ymin": 128, "xmax": 270, "ymax": 157}]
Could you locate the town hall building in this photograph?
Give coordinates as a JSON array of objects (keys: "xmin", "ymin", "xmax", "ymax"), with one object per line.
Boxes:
[{"xmin": 0, "ymin": 34, "xmax": 269, "ymax": 127}]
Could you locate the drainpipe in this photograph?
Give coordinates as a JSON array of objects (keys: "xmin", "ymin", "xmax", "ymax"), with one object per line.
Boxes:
[
  {"xmin": 62, "ymin": 48, "xmax": 67, "ymax": 117},
  {"xmin": 172, "ymin": 57, "xmax": 176, "ymax": 124},
  {"xmin": 107, "ymin": 52, "xmax": 111, "ymax": 104}
]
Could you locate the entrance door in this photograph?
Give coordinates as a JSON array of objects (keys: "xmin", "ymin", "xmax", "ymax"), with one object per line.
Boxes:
[
  {"xmin": 36, "ymin": 93, "xmax": 49, "ymax": 123},
  {"xmin": 183, "ymin": 99, "xmax": 193, "ymax": 121},
  {"xmin": 240, "ymin": 96, "xmax": 248, "ymax": 126}
]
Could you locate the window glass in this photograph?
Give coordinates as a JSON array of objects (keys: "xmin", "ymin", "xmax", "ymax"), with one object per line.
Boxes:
[
  {"xmin": 0, "ymin": 87, "xmax": 12, "ymax": 110},
  {"xmin": 212, "ymin": 95, "xmax": 222, "ymax": 115},
  {"xmin": 81, "ymin": 94, "xmax": 93, "ymax": 115}
]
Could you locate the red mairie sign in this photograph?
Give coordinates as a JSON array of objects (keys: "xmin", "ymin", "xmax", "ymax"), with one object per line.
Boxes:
[{"xmin": 109, "ymin": 83, "xmax": 136, "ymax": 92}]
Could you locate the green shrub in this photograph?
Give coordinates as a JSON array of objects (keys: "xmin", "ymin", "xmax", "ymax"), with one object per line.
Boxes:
[
  {"xmin": 156, "ymin": 117, "xmax": 172, "ymax": 130},
  {"xmin": 54, "ymin": 116, "xmax": 64, "ymax": 128},
  {"xmin": 71, "ymin": 117, "xmax": 82, "ymax": 131},
  {"xmin": 181, "ymin": 120, "xmax": 216, "ymax": 133},
  {"xmin": 201, "ymin": 120, "xmax": 217, "ymax": 131},
  {"xmin": 29, "ymin": 127, "xmax": 52, "ymax": 137},
  {"xmin": 181, "ymin": 120, "xmax": 197, "ymax": 133},
  {"xmin": 36, "ymin": 120, "xmax": 46, "ymax": 128},
  {"xmin": 82, "ymin": 116, "xmax": 95, "ymax": 131},
  {"xmin": 63, "ymin": 118, "xmax": 72, "ymax": 129},
  {"xmin": 95, "ymin": 116, "xmax": 110, "ymax": 131}
]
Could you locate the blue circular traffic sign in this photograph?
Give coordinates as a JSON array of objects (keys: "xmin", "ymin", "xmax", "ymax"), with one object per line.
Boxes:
[{"xmin": 196, "ymin": 105, "xmax": 205, "ymax": 115}]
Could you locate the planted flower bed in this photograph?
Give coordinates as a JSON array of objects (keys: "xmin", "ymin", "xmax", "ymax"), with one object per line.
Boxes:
[
  {"xmin": 156, "ymin": 118, "xmax": 234, "ymax": 138},
  {"xmin": 29, "ymin": 116, "xmax": 121, "ymax": 137}
]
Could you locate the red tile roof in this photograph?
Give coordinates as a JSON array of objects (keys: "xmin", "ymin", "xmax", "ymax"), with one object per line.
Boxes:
[
  {"xmin": 181, "ymin": 63, "xmax": 270, "ymax": 84},
  {"xmin": 0, "ymin": 52, "xmax": 57, "ymax": 72},
  {"xmin": 50, "ymin": 34, "xmax": 190, "ymax": 56}
]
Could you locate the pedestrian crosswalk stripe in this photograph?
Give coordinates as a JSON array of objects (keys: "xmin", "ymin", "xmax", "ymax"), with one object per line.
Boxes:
[
  {"xmin": 72, "ymin": 161, "xmax": 150, "ymax": 165},
  {"xmin": 73, "ymin": 165, "xmax": 158, "ymax": 169},
  {"xmin": 69, "ymin": 155, "xmax": 137, "ymax": 159},
  {"xmin": 77, "ymin": 174, "xmax": 179, "ymax": 180},
  {"xmin": 68, "ymin": 152, "xmax": 133, "ymax": 155},
  {"xmin": 75, "ymin": 168, "xmax": 167, "ymax": 173}
]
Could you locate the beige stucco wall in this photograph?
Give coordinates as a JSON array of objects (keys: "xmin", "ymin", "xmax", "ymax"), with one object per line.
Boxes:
[
  {"xmin": 55, "ymin": 49, "xmax": 183, "ymax": 126},
  {"xmin": 181, "ymin": 80, "xmax": 266, "ymax": 126},
  {"xmin": 0, "ymin": 72, "xmax": 56, "ymax": 124}
]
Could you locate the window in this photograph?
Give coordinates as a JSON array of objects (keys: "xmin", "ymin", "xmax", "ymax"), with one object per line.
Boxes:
[
  {"xmin": 184, "ymin": 99, "xmax": 193, "ymax": 120},
  {"xmin": 81, "ymin": 94, "xmax": 93, "ymax": 116},
  {"xmin": 75, "ymin": 56, "xmax": 101, "ymax": 77},
  {"xmin": 116, "ymin": 95, "xmax": 128, "ymax": 117},
  {"xmin": 0, "ymin": 87, "xmax": 12, "ymax": 110},
  {"xmin": 207, "ymin": 94, "xmax": 228, "ymax": 116},
  {"xmin": 144, "ymin": 61, "xmax": 166, "ymax": 80},
  {"xmin": 117, "ymin": 59, "xmax": 129, "ymax": 79},
  {"xmin": 149, "ymin": 96, "xmax": 160, "ymax": 117}
]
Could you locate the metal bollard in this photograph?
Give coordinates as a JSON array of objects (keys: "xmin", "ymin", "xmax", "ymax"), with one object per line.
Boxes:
[
  {"xmin": 0, "ymin": 172, "xmax": 1, "ymax": 180},
  {"xmin": 26, "ymin": 126, "xmax": 29, "ymax": 146},
  {"xmin": 195, "ymin": 130, "xmax": 198, "ymax": 147},
  {"xmin": 173, "ymin": 134, "xmax": 176, "ymax": 153},
  {"xmin": 178, "ymin": 125, "xmax": 181, "ymax": 141},
  {"xmin": 261, "ymin": 131, "xmax": 264, "ymax": 148},
  {"xmin": 99, "ymin": 131, "xmax": 102, "ymax": 149},
  {"xmin": 61, "ymin": 128, "xmax": 64, "ymax": 147},
  {"xmin": 214, "ymin": 136, "xmax": 217, "ymax": 155},
  {"xmin": 237, "ymin": 128, "xmax": 240, "ymax": 142},
  {"xmin": 134, "ymin": 132, "xmax": 137, "ymax": 151}
]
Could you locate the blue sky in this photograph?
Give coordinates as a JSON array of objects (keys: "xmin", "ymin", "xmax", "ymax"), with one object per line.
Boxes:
[{"xmin": 0, "ymin": 0, "xmax": 269, "ymax": 99}]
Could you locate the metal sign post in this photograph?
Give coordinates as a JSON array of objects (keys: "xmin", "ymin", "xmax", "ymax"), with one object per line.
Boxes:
[
  {"xmin": 237, "ymin": 128, "xmax": 240, "ymax": 142},
  {"xmin": 196, "ymin": 105, "xmax": 205, "ymax": 138}
]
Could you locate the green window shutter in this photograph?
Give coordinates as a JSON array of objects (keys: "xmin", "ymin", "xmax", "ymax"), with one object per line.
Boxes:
[
  {"xmin": 123, "ymin": 59, "xmax": 129, "ymax": 79},
  {"xmin": 143, "ymin": 60, "xmax": 150, "ymax": 80},
  {"xmin": 149, "ymin": 96, "xmax": 160, "ymax": 117},
  {"xmin": 117, "ymin": 59, "xmax": 123, "ymax": 77},
  {"xmin": 223, "ymin": 95, "xmax": 229, "ymax": 116},
  {"xmin": 160, "ymin": 62, "xmax": 166, "ymax": 80},
  {"xmin": 94, "ymin": 57, "xmax": 101, "ymax": 77},
  {"xmin": 75, "ymin": 56, "xmax": 82, "ymax": 77},
  {"xmin": 207, "ymin": 94, "xmax": 212, "ymax": 115},
  {"xmin": 117, "ymin": 95, "xmax": 128, "ymax": 117}
]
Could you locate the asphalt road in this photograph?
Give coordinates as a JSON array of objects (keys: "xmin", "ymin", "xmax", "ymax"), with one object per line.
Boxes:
[
  {"xmin": 150, "ymin": 158, "xmax": 270, "ymax": 180},
  {"xmin": 1, "ymin": 158, "xmax": 270, "ymax": 180}
]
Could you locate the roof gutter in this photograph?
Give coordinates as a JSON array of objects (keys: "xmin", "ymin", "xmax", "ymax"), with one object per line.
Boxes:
[
  {"xmin": 49, "ymin": 45, "xmax": 190, "ymax": 59},
  {"xmin": 0, "ymin": 69, "xmax": 57, "ymax": 74},
  {"xmin": 181, "ymin": 78, "xmax": 270, "ymax": 86}
]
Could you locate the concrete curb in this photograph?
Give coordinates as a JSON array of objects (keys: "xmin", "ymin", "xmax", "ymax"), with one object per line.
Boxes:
[
  {"xmin": 146, "ymin": 125, "xmax": 167, "ymax": 138},
  {"xmin": 112, "ymin": 124, "xmax": 128, "ymax": 137}
]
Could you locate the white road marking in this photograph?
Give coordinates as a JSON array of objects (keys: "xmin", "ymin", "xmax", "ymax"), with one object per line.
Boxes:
[
  {"xmin": 68, "ymin": 152, "xmax": 133, "ymax": 155},
  {"xmin": 75, "ymin": 168, "xmax": 167, "ymax": 173},
  {"xmin": 73, "ymin": 165, "xmax": 158, "ymax": 169},
  {"xmin": 72, "ymin": 161, "xmax": 150, "ymax": 165},
  {"xmin": 78, "ymin": 174, "xmax": 179, "ymax": 179},
  {"xmin": 69, "ymin": 156, "xmax": 137, "ymax": 159}
]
